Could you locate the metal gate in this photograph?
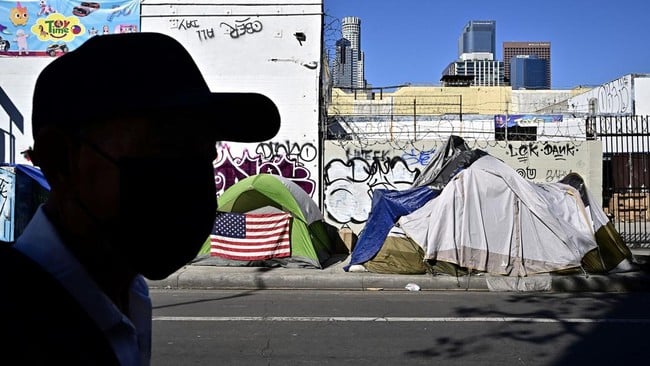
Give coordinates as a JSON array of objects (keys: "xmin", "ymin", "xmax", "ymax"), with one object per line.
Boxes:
[{"xmin": 592, "ymin": 115, "xmax": 650, "ymax": 248}]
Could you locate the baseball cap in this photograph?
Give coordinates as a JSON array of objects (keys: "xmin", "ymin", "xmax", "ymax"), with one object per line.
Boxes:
[{"xmin": 31, "ymin": 32, "xmax": 280, "ymax": 142}]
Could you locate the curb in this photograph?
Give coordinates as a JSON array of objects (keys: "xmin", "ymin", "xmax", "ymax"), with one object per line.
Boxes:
[
  {"xmin": 148, "ymin": 265, "xmax": 489, "ymax": 291},
  {"xmin": 146, "ymin": 264, "xmax": 650, "ymax": 292}
]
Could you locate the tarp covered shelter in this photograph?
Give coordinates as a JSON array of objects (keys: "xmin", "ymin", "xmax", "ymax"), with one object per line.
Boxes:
[
  {"xmin": 346, "ymin": 135, "xmax": 482, "ymax": 272},
  {"xmin": 194, "ymin": 174, "xmax": 334, "ymax": 268},
  {"xmin": 400, "ymin": 155, "xmax": 600, "ymax": 276},
  {"xmin": 347, "ymin": 136, "xmax": 635, "ymax": 276},
  {"xmin": 344, "ymin": 186, "xmax": 438, "ymax": 271}
]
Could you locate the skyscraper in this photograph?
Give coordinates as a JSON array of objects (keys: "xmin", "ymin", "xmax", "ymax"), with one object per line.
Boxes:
[
  {"xmin": 332, "ymin": 38, "xmax": 355, "ymax": 88},
  {"xmin": 458, "ymin": 20, "xmax": 496, "ymax": 61},
  {"xmin": 332, "ymin": 16, "xmax": 365, "ymax": 89},
  {"xmin": 510, "ymin": 55, "xmax": 549, "ymax": 90},
  {"xmin": 503, "ymin": 41, "xmax": 551, "ymax": 88},
  {"xmin": 442, "ymin": 59, "xmax": 505, "ymax": 86},
  {"xmin": 442, "ymin": 20, "xmax": 504, "ymax": 86}
]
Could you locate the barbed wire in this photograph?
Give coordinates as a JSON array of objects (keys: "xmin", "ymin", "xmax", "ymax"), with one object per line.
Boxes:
[{"xmin": 322, "ymin": 11, "xmax": 341, "ymax": 69}]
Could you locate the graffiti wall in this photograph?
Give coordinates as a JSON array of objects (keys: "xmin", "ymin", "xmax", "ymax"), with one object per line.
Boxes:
[
  {"xmin": 141, "ymin": 0, "xmax": 323, "ymax": 197},
  {"xmin": 323, "ymin": 140, "xmax": 603, "ymax": 232},
  {"xmin": 213, "ymin": 140, "xmax": 318, "ymax": 197},
  {"xmin": 567, "ymin": 74, "xmax": 633, "ymax": 115},
  {"xmin": 1, "ymin": 1, "xmax": 324, "ymax": 193}
]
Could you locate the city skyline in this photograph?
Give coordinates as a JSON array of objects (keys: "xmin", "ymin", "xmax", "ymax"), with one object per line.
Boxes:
[{"xmin": 323, "ymin": 0, "xmax": 650, "ymax": 89}]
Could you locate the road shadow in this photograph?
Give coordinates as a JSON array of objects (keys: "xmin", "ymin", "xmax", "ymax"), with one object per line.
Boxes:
[{"xmin": 402, "ymin": 292, "xmax": 650, "ymax": 364}]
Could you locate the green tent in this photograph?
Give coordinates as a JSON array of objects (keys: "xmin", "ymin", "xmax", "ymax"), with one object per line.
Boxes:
[{"xmin": 198, "ymin": 174, "xmax": 333, "ymax": 268}]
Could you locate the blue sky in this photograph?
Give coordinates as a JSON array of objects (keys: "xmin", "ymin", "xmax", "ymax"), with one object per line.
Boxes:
[{"xmin": 323, "ymin": 0, "xmax": 650, "ymax": 89}]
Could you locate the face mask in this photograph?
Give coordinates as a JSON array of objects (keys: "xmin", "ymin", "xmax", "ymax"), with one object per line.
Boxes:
[{"xmin": 78, "ymin": 140, "xmax": 217, "ymax": 280}]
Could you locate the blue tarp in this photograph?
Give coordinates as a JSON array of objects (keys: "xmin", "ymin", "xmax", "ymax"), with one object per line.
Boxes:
[
  {"xmin": 0, "ymin": 163, "xmax": 49, "ymax": 191},
  {"xmin": 344, "ymin": 186, "xmax": 439, "ymax": 271},
  {"xmin": 13, "ymin": 164, "xmax": 50, "ymax": 191}
]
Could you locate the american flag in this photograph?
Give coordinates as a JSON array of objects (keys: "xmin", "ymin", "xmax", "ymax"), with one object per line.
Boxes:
[{"xmin": 210, "ymin": 211, "xmax": 292, "ymax": 261}]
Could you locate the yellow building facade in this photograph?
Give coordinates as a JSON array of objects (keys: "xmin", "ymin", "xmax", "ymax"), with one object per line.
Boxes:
[
  {"xmin": 328, "ymin": 85, "xmax": 514, "ymax": 117},
  {"xmin": 327, "ymin": 85, "xmax": 592, "ymax": 117}
]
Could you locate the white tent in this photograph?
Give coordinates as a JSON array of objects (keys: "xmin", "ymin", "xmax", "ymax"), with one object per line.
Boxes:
[{"xmin": 398, "ymin": 155, "xmax": 601, "ymax": 276}]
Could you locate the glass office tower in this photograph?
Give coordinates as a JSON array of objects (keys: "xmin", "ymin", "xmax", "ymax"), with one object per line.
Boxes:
[
  {"xmin": 458, "ymin": 20, "xmax": 496, "ymax": 60},
  {"xmin": 510, "ymin": 55, "xmax": 549, "ymax": 90},
  {"xmin": 332, "ymin": 38, "xmax": 355, "ymax": 88},
  {"xmin": 442, "ymin": 20, "xmax": 503, "ymax": 86},
  {"xmin": 503, "ymin": 41, "xmax": 551, "ymax": 88},
  {"xmin": 332, "ymin": 16, "xmax": 365, "ymax": 89}
]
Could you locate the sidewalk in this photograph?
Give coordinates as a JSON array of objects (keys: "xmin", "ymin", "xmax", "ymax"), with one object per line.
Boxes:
[{"xmin": 147, "ymin": 250, "xmax": 650, "ymax": 292}]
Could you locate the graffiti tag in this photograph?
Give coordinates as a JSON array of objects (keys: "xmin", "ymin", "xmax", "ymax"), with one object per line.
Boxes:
[
  {"xmin": 220, "ymin": 17, "xmax": 263, "ymax": 39},
  {"xmin": 170, "ymin": 18, "xmax": 200, "ymax": 30}
]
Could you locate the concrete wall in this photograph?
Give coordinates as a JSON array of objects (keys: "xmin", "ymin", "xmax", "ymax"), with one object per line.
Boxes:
[
  {"xmin": 511, "ymin": 89, "xmax": 577, "ymax": 113},
  {"xmin": 323, "ymin": 139, "xmax": 603, "ymax": 234},
  {"xmin": 332, "ymin": 115, "xmax": 587, "ymax": 142},
  {"xmin": 567, "ymin": 74, "xmax": 635, "ymax": 115},
  {"xmin": 0, "ymin": 1, "xmax": 324, "ymax": 195},
  {"xmin": 635, "ymin": 77, "xmax": 650, "ymax": 116},
  {"xmin": 141, "ymin": 0, "xmax": 323, "ymax": 197}
]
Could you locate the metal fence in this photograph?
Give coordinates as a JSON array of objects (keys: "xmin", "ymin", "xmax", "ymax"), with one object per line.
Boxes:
[{"xmin": 592, "ymin": 115, "xmax": 650, "ymax": 248}]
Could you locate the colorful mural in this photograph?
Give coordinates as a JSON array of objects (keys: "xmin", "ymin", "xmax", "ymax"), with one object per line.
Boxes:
[
  {"xmin": 0, "ymin": 0, "xmax": 139, "ymax": 57},
  {"xmin": 494, "ymin": 114, "xmax": 563, "ymax": 128},
  {"xmin": 213, "ymin": 143, "xmax": 317, "ymax": 198}
]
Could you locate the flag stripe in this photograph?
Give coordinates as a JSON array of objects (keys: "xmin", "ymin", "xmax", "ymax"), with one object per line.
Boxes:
[
  {"xmin": 210, "ymin": 236, "xmax": 291, "ymax": 248},
  {"xmin": 211, "ymin": 246, "xmax": 291, "ymax": 257},
  {"xmin": 210, "ymin": 212, "xmax": 292, "ymax": 261},
  {"xmin": 211, "ymin": 245, "xmax": 291, "ymax": 254}
]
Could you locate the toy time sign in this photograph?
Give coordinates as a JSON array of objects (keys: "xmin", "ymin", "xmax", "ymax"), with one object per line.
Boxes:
[
  {"xmin": 31, "ymin": 13, "xmax": 84, "ymax": 41},
  {"xmin": 0, "ymin": 0, "xmax": 139, "ymax": 57}
]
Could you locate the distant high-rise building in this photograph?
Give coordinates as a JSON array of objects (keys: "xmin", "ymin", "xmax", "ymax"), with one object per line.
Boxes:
[
  {"xmin": 332, "ymin": 16, "xmax": 365, "ymax": 89},
  {"xmin": 442, "ymin": 20, "xmax": 503, "ymax": 86},
  {"xmin": 503, "ymin": 41, "xmax": 551, "ymax": 88},
  {"xmin": 510, "ymin": 55, "xmax": 549, "ymax": 90},
  {"xmin": 332, "ymin": 38, "xmax": 355, "ymax": 88},
  {"xmin": 458, "ymin": 20, "xmax": 496, "ymax": 61},
  {"xmin": 442, "ymin": 59, "xmax": 505, "ymax": 86}
]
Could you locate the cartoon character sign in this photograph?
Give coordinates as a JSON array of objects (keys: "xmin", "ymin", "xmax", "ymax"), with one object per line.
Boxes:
[
  {"xmin": 13, "ymin": 28, "xmax": 27, "ymax": 54},
  {"xmin": 9, "ymin": 1, "xmax": 28, "ymax": 26},
  {"xmin": 37, "ymin": 0, "xmax": 56, "ymax": 16},
  {"xmin": 1, "ymin": 0, "xmax": 141, "ymax": 56}
]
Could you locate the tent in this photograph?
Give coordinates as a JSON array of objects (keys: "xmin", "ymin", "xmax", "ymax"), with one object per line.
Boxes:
[
  {"xmin": 344, "ymin": 185, "xmax": 438, "ymax": 271},
  {"xmin": 557, "ymin": 172, "xmax": 635, "ymax": 273},
  {"xmin": 400, "ymin": 155, "xmax": 602, "ymax": 276},
  {"xmin": 346, "ymin": 136, "xmax": 481, "ymax": 272},
  {"xmin": 0, "ymin": 164, "xmax": 49, "ymax": 243},
  {"xmin": 194, "ymin": 174, "xmax": 334, "ymax": 269},
  {"xmin": 347, "ymin": 136, "xmax": 636, "ymax": 276}
]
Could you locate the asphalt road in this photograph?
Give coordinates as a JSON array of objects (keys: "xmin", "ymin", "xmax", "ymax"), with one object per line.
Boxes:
[{"xmin": 151, "ymin": 289, "xmax": 650, "ymax": 365}]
